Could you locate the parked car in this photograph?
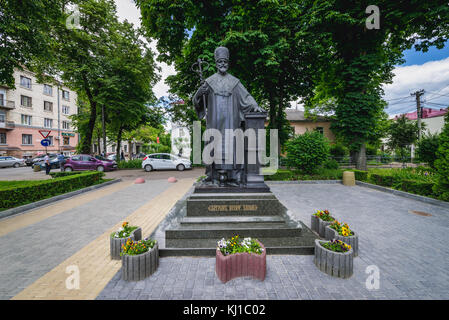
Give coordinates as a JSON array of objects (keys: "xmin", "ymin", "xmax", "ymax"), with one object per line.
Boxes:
[
  {"xmin": 141, "ymin": 153, "xmax": 192, "ymax": 172},
  {"xmin": 64, "ymin": 154, "xmax": 117, "ymax": 172},
  {"xmin": 0, "ymin": 156, "xmax": 25, "ymax": 168},
  {"xmin": 26, "ymin": 153, "xmax": 57, "ymax": 167},
  {"xmin": 34, "ymin": 155, "xmax": 63, "ymax": 169}
]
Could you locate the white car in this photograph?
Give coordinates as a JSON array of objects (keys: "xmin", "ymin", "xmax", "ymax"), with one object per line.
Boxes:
[
  {"xmin": 0, "ymin": 156, "xmax": 25, "ymax": 168},
  {"xmin": 142, "ymin": 153, "xmax": 192, "ymax": 172}
]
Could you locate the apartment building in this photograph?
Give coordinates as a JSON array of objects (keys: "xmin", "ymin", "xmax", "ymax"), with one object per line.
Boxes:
[{"xmin": 0, "ymin": 68, "xmax": 78, "ymax": 157}]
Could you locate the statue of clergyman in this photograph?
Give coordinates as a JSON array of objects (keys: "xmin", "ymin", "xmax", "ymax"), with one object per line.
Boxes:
[{"xmin": 193, "ymin": 46, "xmax": 264, "ymax": 187}]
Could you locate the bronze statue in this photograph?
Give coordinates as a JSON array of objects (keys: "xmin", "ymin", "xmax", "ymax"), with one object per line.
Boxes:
[{"xmin": 193, "ymin": 46, "xmax": 264, "ymax": 187}]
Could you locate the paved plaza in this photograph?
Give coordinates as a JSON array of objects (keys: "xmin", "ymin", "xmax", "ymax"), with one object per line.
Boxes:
[{"xmin": 1, "ymin": 177, "xmax": 448, "ymax": 300}]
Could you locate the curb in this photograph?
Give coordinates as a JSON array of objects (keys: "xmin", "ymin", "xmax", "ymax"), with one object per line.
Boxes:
[
  {"xmin": 266, "ymin": 180, "xmax": 342, "ymax": 184},
  {"xmin": 0, "ymin": 178, "xmax": 123, "ymax": 220},
  {"xmin": 355, "ymin": 180, "xmax": 449, "ymax": 209}
]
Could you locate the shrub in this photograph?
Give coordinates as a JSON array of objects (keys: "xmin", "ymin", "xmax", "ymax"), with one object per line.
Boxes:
[
  {"xmin": 433, "ymin": 113, "xmax": 449, "ymax": 201},
  {"xmin": 323, "ymin": 159, "xmax": 339, "ymax": 170},
  {"xmin": 330, "ymin": 143, "xmax": 348, "ymax": 158},
  {"xmin": 264, "ymin": 169, "xmax": 295, "ymax": 181},
  {"xmin": 352, "ymin": 169, "xmax": 368, "ymax": 181},
  {"xmin": 368, "ymin": 173, "xmax": 395, "ymax": 187},
  {"xmin": 285, "ymin": 131, "xmax": 330, "ymax": 173},
  {"xmin": 49, "ymin": 171, "xmax": 83, "ymax": 178},
  {"xmin": 117, "ymin": 159, "xmax": 142, "ymax": 169},
  {"xmin": 0, "ymin": 171, "xmax": 105, "ymax": 209},
  {"xmin": 416, "ymin": 133, "xmax": 440, "ymax": 168},
  {"xmin": 396, "ymin": 179, "xmax": 435, "ymax": 197}
]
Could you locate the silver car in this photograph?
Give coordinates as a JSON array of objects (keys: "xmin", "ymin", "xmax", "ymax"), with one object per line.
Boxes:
[
  {"xmin": 142, "ymin": 153, "xmax": 192, "ymax": 172},
  {"xmin": 0, "ymin": 156, "xmax": 25, "ymax": 168}
]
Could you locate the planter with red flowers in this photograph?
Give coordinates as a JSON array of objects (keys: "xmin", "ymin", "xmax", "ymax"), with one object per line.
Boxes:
[
  {"xmin": 325, "ymin": 220, "xmax": 359, "ymax": 257},
  {"xmin": 314, "ymin": 239, "xmax": 353, "ymax": 278},
  {"xmin": 120, "ymin": 237, "xmax": 159, "ymax": 281},
  {"xmin": 215, "ymin": 235, "xmax": 266, "ymax": 283},
  {"xmin": 311, "ymin": 209, "xmax": 335, "ymax": 237},
  {"xmin": 110, "ymin": 222, "xmax": 142, "ymax": 260}
]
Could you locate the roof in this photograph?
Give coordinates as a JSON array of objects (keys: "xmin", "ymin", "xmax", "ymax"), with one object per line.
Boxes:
[
  {"xmin": 284, "ymin": 109, "xmax": 330, "ymax": 122},
  {"xmin": 396, "ymin": 107, "xmax": 448, "ymax": 120}
]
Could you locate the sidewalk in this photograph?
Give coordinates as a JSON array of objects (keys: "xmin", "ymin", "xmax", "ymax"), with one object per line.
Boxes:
[
  {"xmin": 1, "ymin": 180, "xmax": 448, "ymax": 300},
  {"xmin": 0, "ymin": 178, "xmax": 195, "ymax": 300}
]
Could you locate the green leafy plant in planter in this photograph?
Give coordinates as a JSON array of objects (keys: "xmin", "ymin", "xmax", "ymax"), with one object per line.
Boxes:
[
  {"xmin": 120, "ymin": 237, "xmax": 157, "ymax": 256},
  {"xmin": 325, "ymin": 220, "xmax": 359, "ymax": 257},
  {"xmin": 329, "ymin": 220, "xmax": 354, "ymax": 237},
  {"xmin": 110, "ymin": 221, "xmax": 138, "ymax": 239},
  {"xmin": 320, "ymin": 239, "xmax": 352, "ymax": 253},
  {"xmin": 217, "ymin": 235, "xmax": 264, "ymax": 256},
  {"xmin": 311, "ymin": 209, "xmax": 335, "ymax": 237},
  {"xmin": 216, "ymin": 235, "xmax": 266, "ymax": 283},
  {"xmin": 120, "ymin": 237, "xmax": 159, "ymax": 281}
]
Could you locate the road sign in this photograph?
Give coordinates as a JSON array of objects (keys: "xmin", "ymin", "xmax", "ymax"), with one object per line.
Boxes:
[
  {"xmin": 39, "ymin": 130, "xmax": 51, "ymax": 139},
  {"xmin": 41, "ymin": 139, "xmax": 51, "ymax": 147}
]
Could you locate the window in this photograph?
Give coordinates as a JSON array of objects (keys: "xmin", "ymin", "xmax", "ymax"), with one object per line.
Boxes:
[
  {"xmin": 43, "ymin": 84, "xmax": 53, "ymax": 96},
  {"xmin": 44, "ymin": 101, "xmax": 53, "ymax": 112},
  {"xmin": 20, "ymin": 76, "xmax": 31, "ymax": 89},
  {"xmin": 44, "ymin": 118, "xmax": 53, "ymax": 128},
  {"xmin": 21, "ymin": 114, "xmax": 32, "ymax": 125},
  {"xmin": 0, "ymin": 111, "xmax": 5, "ymax": 123},
  {"xmin": 63, "ymin": 136, "xmax": 70, "ymax": 145},
  {"xmin": 47, "ymin": 136, "xmax": 54, "ymax": 146},
  {"xmin": 0, "ymin": 93, "xmax": 4, "ymax": 106},
  {"xmin": 62, "ymin": 105, "xmax": 70, "ymax": 115},
  {"xmin": 62, "ymin": 121, "xmax": 70, "ymax": 130},
  {"xmin": 0, "ymin": 133, "xmax": 6, "ymax": 144},
  {"xmin": 315, "ymin": 127, "xmax": 324, "ymax": 135},
  {"xmin": 81, "ymin": 155, "xmax": 91, "ymax": 161},
  {"xmin": 22, "ymin": 134, "xmax": 33, "ymax": 145},
  {"xmin": 124, "ymin": 145, "xmax": 128, "ymax": 152},
  {"xmin": 71, "ymin": 155, "xmax": 80, "ymax": 161},
  {"xmin": 20, "ymin": 95, "xmax": 32, "ymax": 108},
  {"xmin": 62, "ymin": 90, "xmax": 70, "ymax": 101}
]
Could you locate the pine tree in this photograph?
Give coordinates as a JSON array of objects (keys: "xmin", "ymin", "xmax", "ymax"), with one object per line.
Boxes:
[{"xmin": 433, "ymin": 113, "xmax": 449, "ymax": 201}]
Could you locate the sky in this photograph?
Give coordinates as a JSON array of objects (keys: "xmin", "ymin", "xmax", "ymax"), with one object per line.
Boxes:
[{"xmin": 115, "ymin": 0, "xmax": 449, "ymax": 117}]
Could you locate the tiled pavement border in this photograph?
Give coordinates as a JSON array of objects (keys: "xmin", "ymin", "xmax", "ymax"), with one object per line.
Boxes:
[{"xmin": 10, "ymin": 178, "xmax": 196, "ymax": 300}]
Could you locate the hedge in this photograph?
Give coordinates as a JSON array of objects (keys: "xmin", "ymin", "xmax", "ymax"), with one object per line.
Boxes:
[
  {"xmin": 368, "ymin": 173, "xmax": 396, "ymax": 187},
  {"xmin": 395, "ymin": 179, "xmax": 435, "ymax": 197},
  {"xmin": 351, "ymin": 170, "xmax": 368, "ymax": 181},
  {"xmin": 0, "ymin": 171, "xmax": 105, "ymax": 210},
  {"xmin": 49, "ymin": 171, "xmax": 83, "ymax": 178},
  {"xmin": 117, "ymin": 159, "xmax": 142, "ymax": 169}
]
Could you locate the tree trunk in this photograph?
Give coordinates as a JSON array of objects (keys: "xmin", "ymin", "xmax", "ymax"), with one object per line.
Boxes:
[
  {"xmin": 355, "ymin": 143, "xmax": 367, "ymax": 171},
  {"xmin": 116, "ymin": 127, "xmax": 123, "ymax": 162}
]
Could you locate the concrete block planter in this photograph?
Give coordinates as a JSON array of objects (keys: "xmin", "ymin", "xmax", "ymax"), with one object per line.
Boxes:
[
  {"xmin": 311, "ymin": 215, "xmax": 319, "ymax": 233},
  {"xmin": 314, "ymin": 239, "xmax": 353, "ymax": 279},
  {"xmin": 325, "ymin": 226, "xmax": 359, "ymax": 257},
  {"xmin": 215, "ymin": 241, "xmax": 266, "ymax": 283},
  {"xmin": 122, "ymin": 242, "xmax": 159, "ymax": 281},
  {"xmin": 110, "ymin": 227, "xmax": 142, "ymax": 260},
  {"xmin": 318, "ymin": 220, "xmax": 332, "ymax": 238}
]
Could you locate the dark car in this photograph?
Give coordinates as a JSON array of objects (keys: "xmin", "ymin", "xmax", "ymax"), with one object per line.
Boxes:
[
  {"xmin": 26, "ymin": 153, "xmax": 57, "ymax": 166},
  {"xmin": 34, "ymin": 154, "xmax": 61, "ymax": 169},
  {"xmin": 64, "ymin": 154, "xmax": 117, "ymax": 172}
]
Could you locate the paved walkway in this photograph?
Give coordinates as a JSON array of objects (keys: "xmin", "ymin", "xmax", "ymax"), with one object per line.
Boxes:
[
  {"xmin": 0, "ymin": 177, "xmax": 195, "ymax": 300},
  {"xmin": 2, "ymin": 180, "xmax": 448, "ymax": 300},
  {"xmin": 96, "ymin": 183, "xmax": 449, "ymax": 300}
]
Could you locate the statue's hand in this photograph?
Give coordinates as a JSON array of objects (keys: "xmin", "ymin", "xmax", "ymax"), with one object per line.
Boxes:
[
  {"xmin": 198, "ymin": 83, "xmax": 209, "ymax": 96},
  {"xmin": 252, "ymin": 105, "xmax": 265, "ymax": 112}
]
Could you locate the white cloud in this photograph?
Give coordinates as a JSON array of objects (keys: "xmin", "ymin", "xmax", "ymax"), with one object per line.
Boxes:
[
  {"xmin": 384, "ymin": 57, "xmax": 449, "ymax": 115},
  {"xmin": 115, "ymin": 0, "xmax": 176, "ymax": 99}
]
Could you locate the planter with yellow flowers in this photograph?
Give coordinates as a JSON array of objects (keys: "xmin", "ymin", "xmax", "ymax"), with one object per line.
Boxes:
[
  {"xmin": 121, "ymin": 237, "xmax": 159, "ymax": 281},
  {"xmin": 325, "ymin": 220, "xmax": 358, "ymax": 257},
  {"xmin": 314, "ymin": 239, "xmax": 353, "ymax": 278},
  {"xmin": 216, "ymin": 235, "xmax": 266, "ymax": 283},
  {"xmin": 110, "ymin": 222, "xmax": 142, "ymax": 260},
  {"xmin": 311, "ymin": 209, "xmax": 335, "ymax": 237}
]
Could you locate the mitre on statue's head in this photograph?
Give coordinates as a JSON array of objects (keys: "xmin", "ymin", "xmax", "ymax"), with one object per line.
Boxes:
[{"xmin": 214, "ymin": 46, "xmax": 229, "ymax": 61}]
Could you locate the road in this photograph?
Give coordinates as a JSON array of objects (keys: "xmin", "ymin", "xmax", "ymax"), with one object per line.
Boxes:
[{"xmin": 0, "ymin": 165, "xmax": 204, "ymax": 181}]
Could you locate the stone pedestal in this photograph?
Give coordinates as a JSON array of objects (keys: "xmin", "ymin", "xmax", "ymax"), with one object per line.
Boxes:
[{"xmin": 342, "ymin": 171, "xmax": 356, "ymax": 186}]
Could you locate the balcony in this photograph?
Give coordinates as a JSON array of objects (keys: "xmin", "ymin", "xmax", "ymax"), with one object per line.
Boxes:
[
  {"xmin": 0, "ymin": 121, "xmax": 15, "ymax": 130},
  {"xmin": 0, "ymin": 100, "xmax": 15, "ymax": 110}
]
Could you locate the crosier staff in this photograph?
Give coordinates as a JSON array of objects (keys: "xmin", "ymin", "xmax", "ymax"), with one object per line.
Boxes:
[{"xmin": 191, "ymin": 58, "xmax": 209, "ymax": 111}]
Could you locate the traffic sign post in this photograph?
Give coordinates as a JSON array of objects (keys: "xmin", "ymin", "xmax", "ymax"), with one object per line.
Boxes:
[{"xmin": 41, "ymin": 139, "xmax": 51, "ymax": 154}]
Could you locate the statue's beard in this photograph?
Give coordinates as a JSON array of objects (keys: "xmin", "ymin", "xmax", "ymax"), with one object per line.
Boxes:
[{"xmin": 217, "ymin": 65, "xmax": 228, "ymax": 74}]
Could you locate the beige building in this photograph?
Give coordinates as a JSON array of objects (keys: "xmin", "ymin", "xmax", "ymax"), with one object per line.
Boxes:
[
  {"xmin": 274, "ymin": 109, "xmax": 335, "ymax": 142},
  {"xmin": 0, "ymin": 68, "xmax": 78, "ymax": 157}
]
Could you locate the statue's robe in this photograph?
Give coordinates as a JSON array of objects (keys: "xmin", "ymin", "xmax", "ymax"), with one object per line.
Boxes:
[{"xmin": 193, "ymin": 72, "xmax": 259, "ymax": 184}]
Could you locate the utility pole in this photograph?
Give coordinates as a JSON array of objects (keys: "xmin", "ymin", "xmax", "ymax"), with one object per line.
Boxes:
[{"xmin": 411, "ymin": 89, "xmax": 425, "ymax": 140}]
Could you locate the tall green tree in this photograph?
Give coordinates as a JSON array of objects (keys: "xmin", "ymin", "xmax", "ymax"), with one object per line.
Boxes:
[
  {"xmin": 0, "ymin": 0, "xmax": 65, "ymax": 87},
  {"xmin": 387, "ymin": 115, "xmax": 421, "ymax": 163},
  {"xmin": 301, "ymin": 0, "xmax": 449, "ymax": 170},
  {"xmin": 135, "ymin": 0, "xmax": 316, "ymax": 150},
  {"xmin": 433, "ymin": 113, "xmax": 449, "ymax": 201}
]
